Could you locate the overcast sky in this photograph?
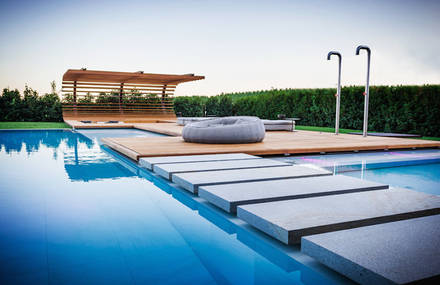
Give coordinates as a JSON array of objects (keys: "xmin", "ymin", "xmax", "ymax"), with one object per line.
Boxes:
[{"xmin": 0, "ymin": 0, "xmax": 439, "ymax": 96}]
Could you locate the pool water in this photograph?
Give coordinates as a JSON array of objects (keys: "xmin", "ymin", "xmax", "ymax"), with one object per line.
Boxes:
[
  {"xmin": 342, "ymin": 162, "xmax": 440, "ymax": 195},
  {"xmin": 276, "ymin": 150, "xmax": 440, "ymax": 195},
  {"xmin": 77, "ymin": 128, "xmax": 166, "ymax": 143},
  {"xmin": 0, "ymin": 130, "xmax": 341, "ymax": 285}
]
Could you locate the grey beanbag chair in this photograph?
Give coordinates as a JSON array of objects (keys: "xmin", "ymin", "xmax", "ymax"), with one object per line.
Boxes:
[{"xmin": 182, "ymin": 116, "xmax": 265, "ymax": 144}]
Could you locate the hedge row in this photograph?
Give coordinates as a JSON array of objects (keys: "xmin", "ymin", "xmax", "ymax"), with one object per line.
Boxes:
[
  {"xmin": 2, "ymin": 83, "xmax": 439, "ymax": 137},
  {"xmin": 174, "ymin": 85, "xmax": 440, "ymax": 137},
  {"xmin": 0, "ymin": 86, "xmax": 63, "ymax": 122}
]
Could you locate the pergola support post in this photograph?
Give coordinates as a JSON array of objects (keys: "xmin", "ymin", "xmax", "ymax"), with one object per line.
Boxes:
[
  {"xmin": 119, "ymin": 83, "xmax": 124, "ymax": 114},
  {"xmin": 73, "ymin": 81, "xmax": 77, "ymax": 115},
  {"xmin": 161, "ymin": 84, "xmax": 167, "ymax": 113}
]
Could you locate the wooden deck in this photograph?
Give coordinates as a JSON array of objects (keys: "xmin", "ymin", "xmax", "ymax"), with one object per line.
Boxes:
[{"xmin": 98, "ymin": 123, "xmax": 440, "ymax": 161}]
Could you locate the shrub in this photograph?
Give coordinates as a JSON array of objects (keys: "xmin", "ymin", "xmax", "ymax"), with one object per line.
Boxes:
[
  {"xmin": 173, "ymin": 96, "xmax": 207, "ymax": 117},
  {"xmin": 205, "ymin": 95, "xmax": 233, "ymax": 116},
  {"xmin": 96, "ymin": 92, "xmax": 119, "ymax": 104},
  {"xmin": 0, "ymin": 83, "xmax": 63, "ymax": 122},
  {"xmin": 173, "ymin": 85, "xmax": 440, "ymax": 137},
  {"xmin": 78, "ymin": 92, "xmax": 93, "ymax": 103}
]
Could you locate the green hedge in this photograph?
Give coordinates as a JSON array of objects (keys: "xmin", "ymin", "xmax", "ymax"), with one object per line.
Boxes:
[
  {"xmin": 173, "ymin": 96, "xmax": 208, "ymax": 117},
  {"xmin": 0, "ymin": 86, "xmax": 63, "ymax": 122},
  {"xmin": 2, "ymin": 83, "xmax": 439, "ymax": 136},
  {"xmin": 174, "ymin": 85, "xmax": 440, "ymax": 137}
]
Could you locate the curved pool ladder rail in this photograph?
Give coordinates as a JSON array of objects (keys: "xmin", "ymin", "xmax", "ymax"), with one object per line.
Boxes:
[
  {"xmin": 356, "ymin": 45, "xmax": 371, "ymax": 137},
  {"xmin": 327, "ymin": 51, "xmax": 342, "ymax": 135}
]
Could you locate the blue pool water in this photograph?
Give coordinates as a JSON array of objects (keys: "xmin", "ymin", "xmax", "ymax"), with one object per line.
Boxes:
[
  {"xmin": 0, "ymin": 130, "xmax": 343, "ymax": 285},
  {"xmin": 276, "ymin": 150, "xmax": 440, "ymax": 195},
  {"xmin": 77, "ymin": 128, "xmax": 166, "ymax": 142},
  {"xmin": 343, "ymin": 163, "xmax": 440, "ymax": 195}
]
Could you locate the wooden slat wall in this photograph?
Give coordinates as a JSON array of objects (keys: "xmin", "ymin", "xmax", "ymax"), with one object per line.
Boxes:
[{"xmin": 61, "ymin": 81, "xmax": 176, "ymax": 118}]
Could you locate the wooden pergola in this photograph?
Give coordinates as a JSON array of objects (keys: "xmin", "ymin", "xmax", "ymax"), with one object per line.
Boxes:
[{"xmin": 61, "ymin": 69, "xmax": 204, "ymax": 121}]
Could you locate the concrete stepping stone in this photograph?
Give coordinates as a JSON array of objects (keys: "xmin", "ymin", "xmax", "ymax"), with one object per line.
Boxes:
[
  {"xmin": 302, "ymin": 215, "xmax": 440, "ymax": 285},
  {"xmin": 172, "ymin": 165, "xmax": 331, "ymax": 194},
  {"xmin": 237, "ymin": 188, "xmax": 440, "ymax": 244},
  {"xmin": 139, "ymin": 153, "xmax": 257, "ymax": 170},
  {"xmin": 199, "ymin": 175, "xmax": 388, "ymax": 213},
  {"xmin": 154, "ymin": 159, "xmax": 291, "ymax": 180}
]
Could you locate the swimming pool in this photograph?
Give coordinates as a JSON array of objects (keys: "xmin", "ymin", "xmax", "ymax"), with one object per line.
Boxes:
[
  {"xmin": 274, "ymin": 150, "xmax": 440, "ymax": 196},
  {"xmin": 77, "ymin": 128, "xmax": 167, "ymax": 143},
  {"xmin": 0, "ymin": 130, "xmax": 346, "ymax": 284}
]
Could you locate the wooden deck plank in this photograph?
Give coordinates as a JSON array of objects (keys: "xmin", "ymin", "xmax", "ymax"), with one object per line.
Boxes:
[
  {"xmin": 133, "ymin": 123, "xmax": 182, "ymax": 136},
  {"xmin": 101, "ymin": 137, "xmax": 140, "ymax": 160},
  {"xmin": 99, "ymin": 125, "xmax": 440, "ymax": 160},
  {"xmin": 65, "ymin": 121, "xmax": 440, "ymax": 160}
]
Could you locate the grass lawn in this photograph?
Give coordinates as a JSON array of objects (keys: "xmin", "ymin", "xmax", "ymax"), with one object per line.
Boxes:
[
  {"xmin": 295, "ymin": 125, "xmax": 440, "ymax": 141},
  {"xmin": 0, "ymin": 122, "xmax": 71, "ymax": 129},
  {"xmin": 415, "ymin": 136, "xmax": 440, "ymax": 141},
  {"xmin": 295, "ymin": 125, "xmax": 357, "ymax": 134}
]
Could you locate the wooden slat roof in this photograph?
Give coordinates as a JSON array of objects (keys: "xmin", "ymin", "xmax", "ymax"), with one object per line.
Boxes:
[{"xmin": 63, "ymin": 69, "xmax": 205, "ymax": 85}]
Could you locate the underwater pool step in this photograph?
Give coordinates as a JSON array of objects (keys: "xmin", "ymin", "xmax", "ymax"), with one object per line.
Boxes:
[
  {"xmin": 198, "ymin": 175, "xmax": 389, "ymax": 213},
  {"xmin": 154, "ymin": 158, "xmax": 291, "ymax": 180},
  {"xmin": 139, "ymin": 153, "xmax": 257, "ymax": 170},
  {"xmin": 172, "ymin": 165, "xmax": 331, "ymax": 194},
  {"xmin": 237, "ymin": 188, "xmax": 440, "ymax": 245},
  {"xmin": 302, "ymin": 214, "xmax": 440, "ymax": 285}
]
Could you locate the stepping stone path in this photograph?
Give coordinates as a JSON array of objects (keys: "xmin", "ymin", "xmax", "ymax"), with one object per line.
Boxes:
[
  {"xmin": 154, "ymin": 158, "xmax": 291, "ymax": 180},
  {"xmin": 198, "ymin": 175, "xmax": 388, "ymax": 213},
  {"xmin": 302, "ymin": 215, "xmax": 440, "ymax": 285},
  {"xmin": 139, "ymin": 152, "xmax": 440, "ymax": 284},
  {"xmin": 139, "ymin": 153, "xmax": 256, "ymax": 170},
  {"xmin": 237, "ymin": 188, "xmax": 440, "ymax": 244},
  {"xmin": 172, "ymin": 165, "xmax": 331, "ymax": 193}
]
